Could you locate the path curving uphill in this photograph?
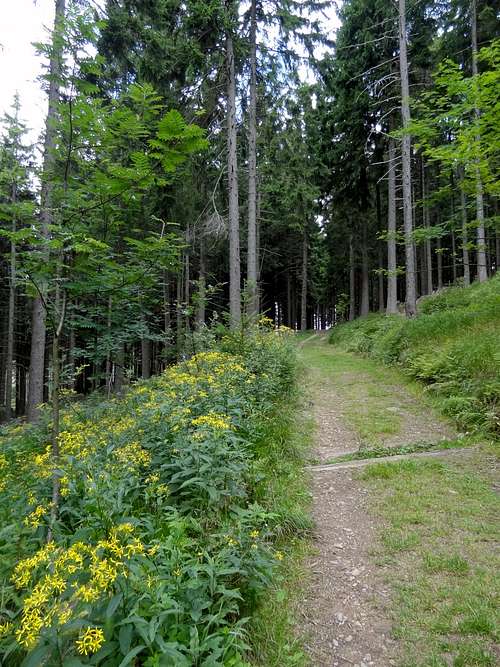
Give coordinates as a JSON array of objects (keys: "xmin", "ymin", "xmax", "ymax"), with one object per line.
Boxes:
[{"xmin": 298, "ymin": 334, "xmax": 466, "ymax": 667}]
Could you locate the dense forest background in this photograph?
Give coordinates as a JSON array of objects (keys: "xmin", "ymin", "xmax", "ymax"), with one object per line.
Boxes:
[{"xmin": 0, "ymin": 0, "xmax": 499, "ymax": 423}]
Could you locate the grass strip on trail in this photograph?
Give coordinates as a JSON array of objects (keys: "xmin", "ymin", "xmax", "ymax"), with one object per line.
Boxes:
[
  {"xmin": 326, "ymin": 437, "xmax": 474, "ymax": 464},
  {"xmin": 248, "ymin": 382, "xmax": 314, "ymax": 667},
  {"xmin": 360, "ymin": 455, "xmax": 499, "ymax": 667}
]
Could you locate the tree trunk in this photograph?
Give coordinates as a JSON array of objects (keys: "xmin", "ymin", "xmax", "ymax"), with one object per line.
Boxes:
[
  {"xmin": 349, "ymin": 234, "xmax": 356, "ymax": 321},
  {"xmin": 398, "ymin": 0, "xmax": 417, "ymax": 317},
  {"xmin": 378, "ymin": 247, "xmax": 385, "ymax": 312},
  {"xmin": 300, "ymin": 225, "xmax": 308, "ymax": 331},
  {"xmin": 451, "ymin": 230, "xmax": 457, "ymax": 283},
  {"xmin": 437, "ymin": 237, "xmax": 443, "ymax": 290},
  {"xmin": 285, "ymin": 271, "xmax": 291, "ymax": 327},
  {"xmin": 27, "ymin": 0, "xmax": 66, "ymax": 422},
  {"xmin": 141, "ymin": 338, "xmax": 151, "ymax": 380},
  {"xmin": 226, "ymin": 2, "xmax": 241, "ymax": 327},
  {"xmin": 471, "ymin": 0, "xmax": 488, "ymax": 282},
  {"xmin": 460, "ymin": 186, "xmax": 471, "ymax": 286},
  {"xmin": 184, "ymin": 244, "xmax": 190, "ymax": 330},
  {"xmin": 376, "ymin": 181, "xmax": 385, "ymax": 312},
  {"xmin": 163, "ymin": 272, "xmax": 171, "ymax": 333},
  {"xmin": 246, "ymin": 0, "xmax": 258, "ymax": 317},
  {"xmin": 48, "ymin": 285, "xmax": 66, "ymax": 542},
  {"xmin": 16, "ymin": 363, "xmax": 26, "ymax": 416},
  {"xmin": 5, "ymin": 184, "xmax": 17, "ymax": 419},
  {"xmin": 195, "ymin": 235, "xmax": 206, "ymax": 329},
  {"xmin": 496, "ymin": 229, "xmax": 500, "ymax": 275},
  {"xmin": 256, "ymin": 188, "xmax": 261, "ymax": 312},
  {"xmin": 386, "ymin": 138, "xmax": 398, "ymax": 314},
  {"xmin": 421, "ymin": 161, "xmax": 433, "ymax": 295},
  {"xmin": 105, "ymin": 297, "xmax": 112, "ymax": 394},
  {"xmin": 360, "ymin": 217, "xmax": 370, "ymax": 316},
  {"xmin": 67, "ymin": 322, "xmax": 76, "ymax": 390},
  {"xmin": 176, "ymin": 270, "xmax": 184, "ymax": 356},
  {"xmin": 114, "ymin": 344, "xmax": 125, "ymax": 394}
]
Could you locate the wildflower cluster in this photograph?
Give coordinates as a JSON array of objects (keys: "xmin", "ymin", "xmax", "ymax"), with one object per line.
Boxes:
[
  {"xmin": 12, "ymin": 525, "xmax": 144, "ymax": 649},
  {"xmin": 0, "ymin": 325, "xmax": 296, "ymax": 664}
]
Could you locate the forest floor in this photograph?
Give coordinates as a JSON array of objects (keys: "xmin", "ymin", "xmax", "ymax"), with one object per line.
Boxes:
[{"xmin": 297, "ymin": 334, "xmax": 499, "ymax": 667}]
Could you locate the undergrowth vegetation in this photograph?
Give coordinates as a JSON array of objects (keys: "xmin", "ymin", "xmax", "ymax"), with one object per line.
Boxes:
[
  {"xmin": 329, "ymin": 276, "xmax": 500, "ymax": 435},
  {"xmin": 0, "ymin": 326, "xmax": 298, "ymax": 666}
]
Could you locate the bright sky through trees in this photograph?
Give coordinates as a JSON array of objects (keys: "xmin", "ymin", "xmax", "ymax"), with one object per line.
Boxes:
[{"xmin": 0, "ymin": 0, "xmax": 340, "ymax": 143}]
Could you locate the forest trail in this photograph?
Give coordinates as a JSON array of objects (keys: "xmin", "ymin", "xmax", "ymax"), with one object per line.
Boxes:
[{"xmin": 298, "ymin": 335, "xmax": 465, "ymax": 667}]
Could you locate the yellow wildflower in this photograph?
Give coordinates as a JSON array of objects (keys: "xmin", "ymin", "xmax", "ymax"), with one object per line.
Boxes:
[
  {"xmin": 0, "ymin": 620, "xmax": 13, "ymax": 636},
  {"xmin": 148, "ymin": 544, "xmax": 160, "ymax": 557},
  {"xmin": 113, "ymin": 442, "xmax": 151, "ymax": 469},
  {"xmin": 23, "ymin": 504, "xmax": 47, "ymax": 529},
  {"xmin": 75, "ymin": 584, "xmax": 100, "ymax": 603},
  {"xmin": 191, "ymin": 413, "xmax": 232, "ymax": 430},
  {"xmin": 76, "ymin": 627, "xmax": 105, "ymax": 655}
]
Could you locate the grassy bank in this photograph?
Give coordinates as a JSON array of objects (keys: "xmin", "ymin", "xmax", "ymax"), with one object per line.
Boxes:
[
  {"xmin": 248, "ymin": 380, "xmax": 313, "ymax": 667},
  {"xmin": 329, "ymin": 276, "xmax": 500, "ymax": 436},
  {"xmin": 0, "ymin": 327, "xmax": 301, "ymax": 665}
]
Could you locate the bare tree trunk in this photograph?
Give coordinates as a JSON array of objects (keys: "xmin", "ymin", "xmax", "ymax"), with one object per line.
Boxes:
[
  {"xmin": 27, "ymin": 0, "xmax": 66, "ymax": 422},
  {"xmin": 460, "ymin": 186, "xmax": 471, "ymax": 286},
  {"xmin": 105, "ymin": 297, "xmax": 112, "ymax": 395},
  {"xmin": 246, "ymin": 0, "xmax": 258, "ymax": 317},
  {"xmin": 114, "ymin": 344, "xmax": 125, "ymax": 394},
  {"xmin": 471, "ymin": 0, "xmax": 488, "ymax": 282},
  {"xmin": 360, "ymin": 217, "xmax": 370, "ymax": 316},
  {"xmin": 16, "ymin": 364, "xmax": 26, "ymax": 416},
  {"xmin": 451, "ymin": 230, "xmax": 457, "ymax": 283},
  {"xmin": 300, "ymin": 225, "xmax": 308, "ymax": 331},
  {"xmin": 286, "ymin": 270, "xmax": 292, "ymax": 327},
  {"xmin": 378, "ymin": 247, "xmax": 385, "ymax": 312},
  {"xmin": 184, "ymin": 245, "xmax": 190, "ymax": 329},
  {"xmin": 5, "ymin": 184, "xmax": 17, "ymax": 419},
  {"xmin": 349, "ymin": 234, "xmax": 356, "ymax": 321},
  {"xmin": 195, "ymin": 235, "xmax": 206, "ymax": 329},
  {"xmin": 496, "ymin": 229, "xmax": 500, "ymax": 274},
  {"xmin": 421, "ymin": 163, "xmax": 433, "ymax": 294},
  {"xmin": 386, "ymin": 138, "xmax": 398, "ymax": 314},
  {"xmin": 163, "ymin": 272, "xmax": 171, "ymax": 333},
  {"xmin": 67, "ymin": 320, "xmax": 76, "ymax": 390},
  {"xmin": 48, "ymin": 284, "xmax": 66, "ymax": 542},
  {"xmin": 141, "ymin": 338, "xmax": 151, "ymax": 379},
  {"xmin": 256, "ymin": 188, "xmax": 261, "ymax": 312},
  {"xmin": 375, "ymin": 181, "xmax": 385, "ymax": 312},
  {"xmin": 398, "ymin": 0, "xmax": 417, "ymax": 317},
  {"xmin": 176, "ymin": 269, "xmax": 184, "ymax": 356},
  {"xmin": 226, "ymin": 1, "xmax": 241, "ymax": 327},
  {"xmin": 437, "ymin": 237, "xmax": 443, "ymax": 290}
]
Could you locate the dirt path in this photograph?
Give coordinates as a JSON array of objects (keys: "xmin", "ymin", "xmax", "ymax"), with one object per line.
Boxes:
[
  {"xmin": 299, "ymin": 335, "xmax": 461, "ymax": 667},
  {"xmin": 306, "ymin": 336, "xmax": 454, "ymax": 464}
]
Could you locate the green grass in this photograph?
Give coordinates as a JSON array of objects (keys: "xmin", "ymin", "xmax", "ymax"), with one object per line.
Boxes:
[
  {"xmin": 359, "ymin": 456, "xmax": 500, "ymax": 666},
  {"xmin": 329, "ymin": 275, "xmax": 500, "ymax": 436},
  {"xmin": 326, "ymin": 437, "xmax": 473, "ymax": 464},
  {"xmin": 299, "ymin": 339, "xmax": 454, "ymax": 448},
  {"xmin": 248, "ymin": 372, "xmax": 314, "ymax": 666}
]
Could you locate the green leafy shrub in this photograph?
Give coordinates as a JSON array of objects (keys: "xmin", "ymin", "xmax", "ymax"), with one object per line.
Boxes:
[
  {"xmin": 0, "ymin": 327, "xmax": 296, "ymax": 665},
  {"xmin": 329, "ymin": 276, "xmax": 500, "ymax": 434}
]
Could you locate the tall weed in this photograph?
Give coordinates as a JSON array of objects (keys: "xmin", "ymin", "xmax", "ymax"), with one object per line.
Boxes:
[{"xmin": 0, "ymin": 327, "xmax": 297, "ymax": 665}]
